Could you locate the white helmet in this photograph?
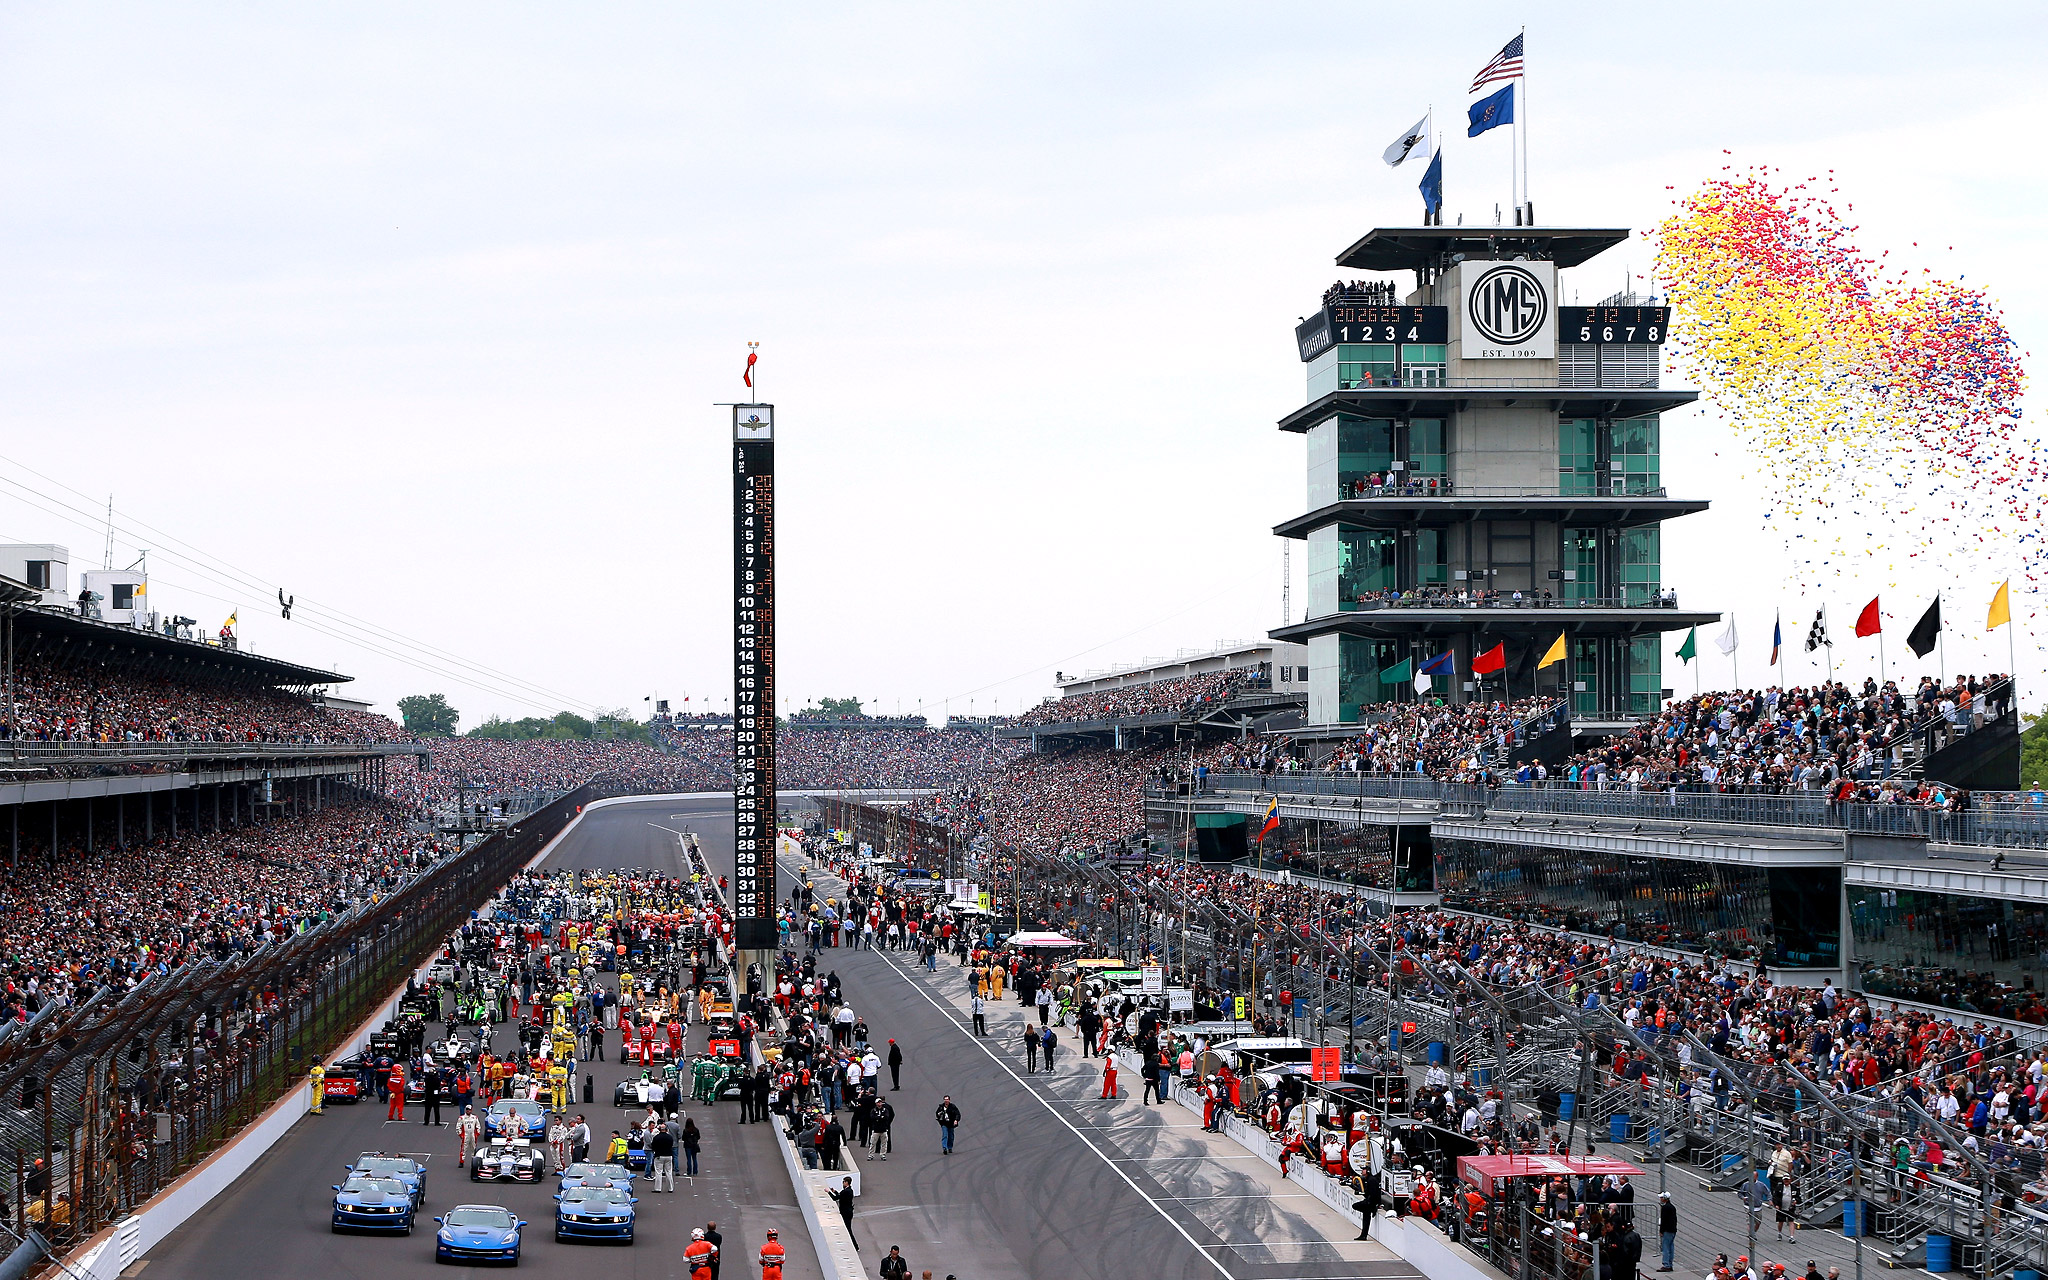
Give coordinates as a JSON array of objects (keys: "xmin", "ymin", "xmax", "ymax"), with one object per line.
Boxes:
[{"xmin": 692, "ymin": 1227, "xmax": 706, "ymax": 1239}]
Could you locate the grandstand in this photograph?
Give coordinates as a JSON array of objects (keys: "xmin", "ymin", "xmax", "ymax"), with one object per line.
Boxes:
[{"xmin": 1001, "ymin": 640, "xmax": 1310, "ymax": 749}]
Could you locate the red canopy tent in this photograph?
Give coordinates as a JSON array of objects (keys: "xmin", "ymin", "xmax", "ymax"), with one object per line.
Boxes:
[{"xmin": 1457, "ymin": 1154, "xmax": 1647, "ymax": 1197}]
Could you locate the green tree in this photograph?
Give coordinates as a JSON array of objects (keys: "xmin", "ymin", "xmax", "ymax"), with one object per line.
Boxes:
[
  {"xmin": 2023, "ymin": 706, "xmax": 2048, "ymax": 790},
  {"xmin": 397, "ymin": 693, "xmax": 460, "ymax": 737},
  {"xmin": 797, "ymin": 696, "xmax": 864, "ymax": 718}
]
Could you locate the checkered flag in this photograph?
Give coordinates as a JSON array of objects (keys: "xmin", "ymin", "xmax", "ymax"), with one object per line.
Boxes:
[{"xmin": 1805, "ymin": 606, "xmax": 1831, "ymax": 652}]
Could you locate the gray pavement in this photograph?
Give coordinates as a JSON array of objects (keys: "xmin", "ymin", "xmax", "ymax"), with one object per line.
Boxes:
[{"xmin": 138, "ymin": 795, "xmax": 821, "ymax": 1280}]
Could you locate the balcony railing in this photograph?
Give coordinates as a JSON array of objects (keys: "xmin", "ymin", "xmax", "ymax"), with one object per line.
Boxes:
[
  {"xmin": 1333, "ymin": 481, "xmax": 1669, "ymax": 500},
  {"xmin": 1330, "ymin": 374, "xmax": 1664, "ymax": 392},
  {"xmin": 1339, "ymin": 590, "xmax": 1681, "ymax": 611}
]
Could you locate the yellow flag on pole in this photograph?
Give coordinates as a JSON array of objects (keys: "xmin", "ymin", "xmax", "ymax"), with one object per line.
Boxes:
[
  {"xmin": 1537, "ymin": 631, "xmax": 1567, "ymax": 669},
  {"xmin": 1988, "ymin": 581, "xmax": 2011, "ymax": 630}
]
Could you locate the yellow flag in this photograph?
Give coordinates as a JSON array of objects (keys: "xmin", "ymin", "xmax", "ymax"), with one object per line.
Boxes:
[
  {"xmin": 1989, "ymin": 581, "xmax": 2011, "ymax": 630},
  {"xmin": 1538, "ymin": 631, "xmax": 1567, "ymax": 668}
]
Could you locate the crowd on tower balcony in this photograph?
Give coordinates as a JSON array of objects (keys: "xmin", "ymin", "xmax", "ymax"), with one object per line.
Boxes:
[
  {"xmin": 0, "ymin": 652, "xmax": 407, "ymax": 745},
  {"xmin": 1347, "ymin": 585, "xmax": 1679, "ymax": 609},
  {"xmin": 1017, "ymin": 668, "xmax": 1265, "ymax": 728},
  {"xmin": 0, "ymin": 800, "xmax": 448, "ymax": 1019}
]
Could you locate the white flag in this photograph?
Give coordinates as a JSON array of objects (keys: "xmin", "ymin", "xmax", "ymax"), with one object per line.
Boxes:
[
  {"xmin": 1383, "ymin": 112, "xmax": 1431, "ymax": 167},
  {"xmin": 1714, "ymin": 619, "xmax": 1740, "ymax": 656}
]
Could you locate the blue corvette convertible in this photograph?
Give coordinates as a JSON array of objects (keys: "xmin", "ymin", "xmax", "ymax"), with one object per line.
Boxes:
[
  {"xmin": 434, "ymin": 1204, "xmax": 524, "ymax": 1265},
  {"xmin": 553, "ymin": 1183, "xmax": 636, "ymax": 1243},
  {"xmin": 330, "ymin": 1176, "xmax": 415, "ymax": 1234},
  {"xmin": 346, "ymin": 1153, "xmax": 427, "ymax": 1209},
  {"xmin": 557, "ymin": 1162, "xmax": 634, "ymax": 1192}
]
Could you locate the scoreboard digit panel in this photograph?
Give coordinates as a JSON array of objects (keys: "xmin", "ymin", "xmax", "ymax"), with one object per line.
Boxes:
[
  {"xmin": 1325, "ymin": 305, "xmax": 1448, "ymax": 346},
  {"xmin": 1564, "ymin": 305, "xmax": 1669, "ymax": 345},
  {"xmin": 732, "ymin": 405, "xmax": 777, "ymax": 952}
]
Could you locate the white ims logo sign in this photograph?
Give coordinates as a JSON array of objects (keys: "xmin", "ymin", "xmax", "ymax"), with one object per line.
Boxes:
[{"xmin": 1467, "ymin": 264, "xmax": 1549, "ymax": 347}]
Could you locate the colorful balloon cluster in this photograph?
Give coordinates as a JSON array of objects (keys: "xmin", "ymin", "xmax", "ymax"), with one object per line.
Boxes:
[{"xmin": 1653, "ymin": 164, "xmax": 2035, "ymax": 594}]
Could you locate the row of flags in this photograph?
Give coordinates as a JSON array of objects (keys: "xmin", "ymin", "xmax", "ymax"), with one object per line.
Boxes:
[
  {"xmin": 1678, "ymin": 581, "xmax": 2016, "ymax": 667},
  {"xmin": 1383, "ymin": 34, "xmax": 1524, "ymax": 217}
]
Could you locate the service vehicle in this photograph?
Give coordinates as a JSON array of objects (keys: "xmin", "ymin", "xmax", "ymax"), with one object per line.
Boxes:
[
  {"xmin": 345, "ymin": 1153, "xmax": 428, "ymax": 1209},
  {"xmin": 557, "ymin": 1162, "xmax": 634, "ymax": 1192},
  {"xmin": 330, "ymin": 1175, "xmax": 416, "ymax": 1234},
  {"xmin": 433, "ymin": 1204, "xmax": 524, "ymax": 1265},
  {"xmin": 552, "ymin": 1182, "xmax": 637, "ymax": 1244},
  {"xmin": 483, "ymin": 1098, "xmax": 547, "ymax": 1140}
]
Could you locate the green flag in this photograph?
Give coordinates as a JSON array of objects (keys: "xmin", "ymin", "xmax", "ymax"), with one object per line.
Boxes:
[
  {"xmin": 1379, "ymin": 657, "xmax": 1414, "ymax": 685},
  {"xmin": 1676, "ymin": 626, "xmax": 1697, "ymax": 665}
]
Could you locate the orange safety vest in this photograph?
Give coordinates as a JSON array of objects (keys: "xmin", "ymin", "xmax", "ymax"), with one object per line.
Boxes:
[
  {"xmin": 685, "ymin": 1239, "xmax": 717, "ymax": 1279},
  {"xmin": 759, "ymin": 1240, "xmax": 786, "ymax": 1277}
]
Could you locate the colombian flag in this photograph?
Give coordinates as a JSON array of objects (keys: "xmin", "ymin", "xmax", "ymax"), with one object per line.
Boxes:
[{"xmin": 1257, "ymin": 796, "xmax": 1280, "ymax": 843}]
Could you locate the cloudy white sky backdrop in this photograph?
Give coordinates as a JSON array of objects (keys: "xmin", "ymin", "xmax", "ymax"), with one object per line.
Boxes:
[{"xmin": 0, "ymin": 2, "xmax": 2040, "ymax": 727}]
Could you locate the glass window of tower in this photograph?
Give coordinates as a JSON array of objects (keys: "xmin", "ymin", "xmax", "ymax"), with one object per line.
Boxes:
[
  {"xmin": 1410, "ymin": 418, "xmax": 1446, "ymax": 480},
  {"xmin": 1563, "ymin": 527, "xmax": 1599, "ymax": 601},
  {"xmin": 1335, "ymin": 417, "xmax": 1396, "ymax": 498},
  {"xmin": 1336, "ymin": 345, "xmax": 1396, "ymax": 390},
  {"xmin": 1627, "ymin": 636, "xmax": 1663, "ymax": 715},
  {"xmin": 1399, "ymin": 344, "xmax": 1447, "ymax": 387},
  {"xmin": 1337, "ymin": 635, "xmax": 1403, "ymax": 719},
  {"xmin": 1570, "ymin": 638, "xmax": 1600, "ymax": 715},
  {"xmin": 1620, "ymin": 527, "xmax": 1660, "ymax": 605},
  {"xmin": 1848, "ymin": 888, "xmax": 2048, "ymax": 1022},
  {"xmin": 1559, "ymin": 418, "xmax": 1599, "ymax": 495},
  {"xmin": 1613, "ymin": 415, "xmax": 1661, "ymax": 494},
  {"xmin": 1416, "ymin": 528, "xmax": 1447, "ymax": 586}
]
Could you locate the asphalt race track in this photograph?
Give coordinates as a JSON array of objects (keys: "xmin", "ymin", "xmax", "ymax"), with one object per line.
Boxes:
[
  {"xmin": 139, "ymin": 794, "xmax": 1409, "ymax": 1280},
  {"xmin": 139, "ymin": 796, "xmax": 822, "ymax": 1280}
]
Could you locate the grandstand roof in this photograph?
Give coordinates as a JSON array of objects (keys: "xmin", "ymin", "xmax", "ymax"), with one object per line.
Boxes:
[
  {"xmin": 0, "ymin": 574, "xmax": 40, "ymax": 606},
  {"xmin": 16, "ymin": 604, "xmax": 350, "ymax": 687},
  {"xmin": 1335, "ymin": 226, "xmax": 1631, "ymax": 272}
]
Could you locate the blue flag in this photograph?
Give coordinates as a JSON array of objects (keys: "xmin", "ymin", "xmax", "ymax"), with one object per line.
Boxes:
[
  {"xmin": 1467, "ymin": 83, "xmax": 1514, "ymax": 137},
  {"xmin": 1419, "ymin": 650, "xmax": 1456, "ymax": 677},
  {"xmin": 1417, "ymin": 148, "xmax": 1443, "ymax": 218}
]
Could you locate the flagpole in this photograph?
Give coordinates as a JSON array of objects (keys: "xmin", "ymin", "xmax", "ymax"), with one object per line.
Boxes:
[{"xmin": 1518, "ymin": 26, "xmax": 1528, "ymax": 217}]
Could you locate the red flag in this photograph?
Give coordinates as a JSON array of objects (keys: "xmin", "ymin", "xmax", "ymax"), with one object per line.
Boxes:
[
  {"xmin": 1854, "ymin": 597, "xmax": 1882, "ymax": 638},
  {"xmin": 743, "ymin": 351, "xmax": 758, "ymax": 388},
  {"xmin": 1472, "ymin": 643, "xmax": 1506, "ymax": 675}
]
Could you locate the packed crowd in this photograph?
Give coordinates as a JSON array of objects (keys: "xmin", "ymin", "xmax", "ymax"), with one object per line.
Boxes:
[
  {"xmin": 1317, "ymin": 696, "xmax": 1563, "ymax": 780},
  {"xmin": 0, "ymin": 799, "xmax": 448, "ymax": 1022},
  {"xmin": 1543, "ymin": 674, "xmax": 2012, "ymax": 795},
  {"xmin": 1, "ymin": 652, "xmax": 406, "ymax": 745},
  {"xmin": 1018, "ymin": 667, "xmax": 1266, "ymax": 727}
]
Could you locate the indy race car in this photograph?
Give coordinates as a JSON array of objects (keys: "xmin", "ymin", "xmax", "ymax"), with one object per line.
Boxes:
[
  {"xmin": 469, "ymin": 1138, "xmax": 548, "ymax": 1182},
  {"xmin": 611, "ymin": 1073, "xmax": 677, "ymax": 1109}
]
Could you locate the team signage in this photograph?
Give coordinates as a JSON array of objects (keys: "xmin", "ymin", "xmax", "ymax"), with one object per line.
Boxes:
[
  {"xmin": 1565, "ymin": 305, "xmax": 1670, "ymax": 345},
  {"xmin": 1458, "ymin": 259, "xmax": 1557, "ymax": 359},
  {"xmin": 1296, "ymin": 305, "xmax": 1449, "ymax": 361},
  {"xmin": 732, "ymin": 404, "xmax": 777, "ymax": 951}
]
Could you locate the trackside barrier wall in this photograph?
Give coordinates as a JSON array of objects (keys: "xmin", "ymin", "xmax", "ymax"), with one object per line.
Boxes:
[{"xmin": 62, "ymin": 786, "xmax": 600, "ymax": 1280}]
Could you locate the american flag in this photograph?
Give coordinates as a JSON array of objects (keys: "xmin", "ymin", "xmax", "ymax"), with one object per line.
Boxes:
[{"xmin": 1470, "ymin": 34, "xmax": 1524, "ymax": 93}]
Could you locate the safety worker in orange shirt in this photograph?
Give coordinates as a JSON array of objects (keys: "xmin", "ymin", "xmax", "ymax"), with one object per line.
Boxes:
[
  {"xmin": 685, "ymin": 1226, "xmax": 718, "ymax": 1280},
  {"xmin": 1099, "ymin": 1058, "xmax": 1119, "ymax": 1100},
  {"xmin": 759, "ymin": 1228, "xmax": 786, "ymax": 1280},
  {"xmin": 386, "ymin": 1063, "xmax": 407, "ymax": 1121}
]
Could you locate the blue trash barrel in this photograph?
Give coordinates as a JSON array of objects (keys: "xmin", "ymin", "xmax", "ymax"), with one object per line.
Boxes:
[
  {"xmin": 1388, "ymin": 1026, "xmax": 1402, "ymax": 1052},
  {"xmin": 2009, "ymin": 1267, "xmax": 2035, "ymax": 1280},
  {"xmin": 1843, "ymin": 1201, "xmax": 1860, "ymax": 1238},
  {"xmin": 1720, "ymin": 1153, "xmax": 1741, "ymax": 1174},
  {"xmin": 1475, "ymin": 1066, "xmax": 1493, "ymax": 1086},
  {"xmin": 1608, "ymin": 1113, "xmax": 1629, "ymax": 1143},
  {"xmin": 1644, "ymin": 1125, "xmax": 1664, "ymax": 1148},
  {"xmin": 1559, "ymin": 1093, "xmax": 1576, "ymax": 1120},
  {"xmin": 1926, "ymin": 1234, "xmax": 1952, "ymax": 1273},
  {"xmin": 1427, "ymin": 1041, "xmax": 1447, "ymax": 1065}
]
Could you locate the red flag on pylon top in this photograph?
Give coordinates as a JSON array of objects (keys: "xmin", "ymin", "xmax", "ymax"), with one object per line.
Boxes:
[
  {"xmin": 1472, "ymin": 643, "xmax": 1507, "ymax": 675},
  {"xmin": 1854, "ymin": 597, "xmax": 1882, "ymax": 638},
  {"xmin": 743, "ymin": 351, "xmax": 758, "ymax": 388}
]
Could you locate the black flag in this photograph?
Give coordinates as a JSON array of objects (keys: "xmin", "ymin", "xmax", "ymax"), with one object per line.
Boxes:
[{"xmin": 1907, "ymin": 596, "xmax": 1942, "ymax": 658}]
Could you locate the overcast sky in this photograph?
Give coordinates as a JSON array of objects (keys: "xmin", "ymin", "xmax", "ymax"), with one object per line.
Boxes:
[{"xmin": 0, "ymin": 2, "xmax": 2040, "ymax": 727}]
